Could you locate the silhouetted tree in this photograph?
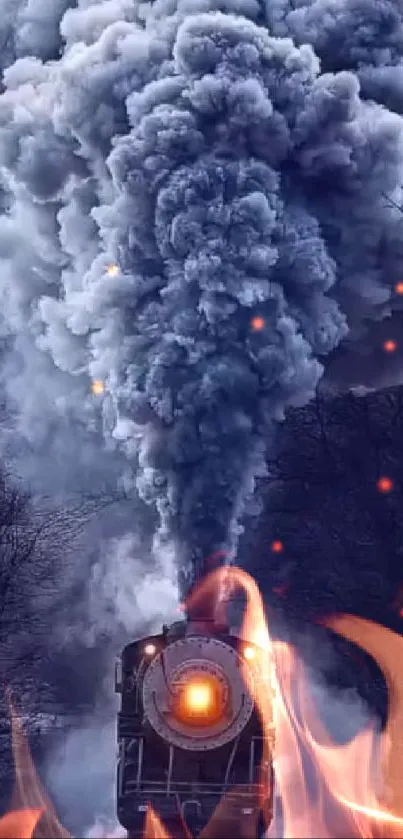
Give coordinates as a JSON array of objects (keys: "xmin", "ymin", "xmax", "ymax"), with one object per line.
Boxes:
[{"xmin": 0, "ymin": 468, "xmax": 120, "ymax": 715}]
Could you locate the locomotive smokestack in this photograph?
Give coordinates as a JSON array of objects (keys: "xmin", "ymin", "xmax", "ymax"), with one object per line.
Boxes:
[{"xmin": 184, "ymin": 552, "xmax": 229, "ymax": 626}]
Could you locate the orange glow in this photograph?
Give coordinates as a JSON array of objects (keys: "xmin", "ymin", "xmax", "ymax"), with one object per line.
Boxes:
[
  {"xmin": 106, "ymin": 263, "xmax": 119, "ymax": 276},
  {"xmin": 383, "ymin": 340, "xmax": 397, "ymax": 353},
  {"xmin": 91, "ymin": 379, "xmax": 104, "ymax": 395},
  {"xmin": 0, "ymin": 696, "xmax": 70, "ymax": 839},
  {"xmin": 0, "ymin": 809, "xmax": 42, "ymax": 839},
  {"xmin": 243, "ymin": 645, "xmax": 256, "ymax": 660},
  {"xmin": 395, "ymin": 283, "xmax": 403, "ymax": 295},
  {"xmin": 175, "ymin": 673, "xmax": 223, "ymax": 726},
  {"xmin": 250, "ymin": 315, "xmax": 265, "ymax": 331},
  {"xmin": 185, "ymin": 682, "xmax": 212, "ymax": 711},
  {"xmin": 271, "ymin": 540, "xmax": 284, "ymax": 553},
  {"xmin": 377, "ymin": 476, "xmax": 394, "ymax": 493},
  {"xmin": 143, "ymin": 807, "xmax": 172, "ymax": 839},
  {"xmin": 187, "ymin": 566, "xmax": 403, "ymax": 838}
]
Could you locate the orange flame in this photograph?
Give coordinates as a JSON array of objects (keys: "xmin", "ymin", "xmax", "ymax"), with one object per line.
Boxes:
[
  {"xmin": 143, "ymin": 807, "xmax": 172, "ymax": 839},
  {"xmin": 0, "ymin": 693, "xmax": 70, "ymax": 839},
  {"xmin": 188, "ymin": 567, "xmax": 403, "ymax": 838},
  {"xmin": 0, "ymin": 810, "xmax": 43, "ymax": 839},
  {"xmin": 323, "ymin": 615, "xmax": 403, "ymax": 835}
]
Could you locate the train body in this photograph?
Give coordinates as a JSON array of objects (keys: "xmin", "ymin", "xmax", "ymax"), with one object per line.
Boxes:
[{"xmin": 115, "ymin": 617, "xmax": 275, "ymax": 838}]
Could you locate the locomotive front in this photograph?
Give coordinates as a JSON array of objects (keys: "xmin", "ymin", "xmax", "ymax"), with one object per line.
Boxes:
[{"xmin": 116, "ymin": 619, "xmax": 275, "ymax": 838}]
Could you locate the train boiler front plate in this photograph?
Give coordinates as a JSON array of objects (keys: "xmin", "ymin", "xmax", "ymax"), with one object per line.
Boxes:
[{"xmin": 142, "ymin": 636, "xmax": 254, "ymax": 750}]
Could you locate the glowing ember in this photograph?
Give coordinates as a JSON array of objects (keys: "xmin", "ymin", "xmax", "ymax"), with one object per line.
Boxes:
[
  {"xmin": 395, "ymin": 283, "xmax": 403, "ymax": 295},
  {"xmin": 250, "ymin": 316, "xmax": 265, "ymax": 331},
  {"xmin": 106, "ymin": 263, "xmax": 120, "ymax": 276},
  {"xmin": 383, "ymin": 340, "xmax": 397, "ymax": 353},
  {"xmin": 271, "ymin": 540, "xmax": 284, "ymax": 553},
  {"xmin": 377, "ymin": 476, "xmax": 394, "ymax": 494},
  {"xmin": 91, "ymin": 379, "xmax": 105, "ymax": 395}
]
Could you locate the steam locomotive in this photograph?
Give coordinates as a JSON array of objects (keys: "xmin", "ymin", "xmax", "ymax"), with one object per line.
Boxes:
[{"xmin": 115, "ymin": 616, "xmax": 275, "ymax": 838}]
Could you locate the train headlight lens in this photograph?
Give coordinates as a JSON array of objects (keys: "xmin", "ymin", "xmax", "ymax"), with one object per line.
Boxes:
[
  {"xmin": 243, "ymin": 646, "xmax": 255, "ymax": 660},
  {"xmin": 174, "ymin": 674, "xmax": 224, "ymax": 726},
  {"xmin": 185, "ymin": 682, "xmax": 213, "ymax": 712},
  {"xmin": 143, "ymin": 643, "xmax": 156, "ymax": 656}
]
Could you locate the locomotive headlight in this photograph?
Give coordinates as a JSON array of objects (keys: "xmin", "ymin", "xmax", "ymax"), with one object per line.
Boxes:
[
  {"xmin": 185, "ymin": 682, "xmax": 213, "ymax": 712},
  {"xmin": 174, "ymin": 672, "xmax": 224, "ymax": 726}
]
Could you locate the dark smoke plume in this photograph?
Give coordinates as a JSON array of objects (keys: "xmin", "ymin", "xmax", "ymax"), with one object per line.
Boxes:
[{"xmin": 1, "ymin": 0, "xmax": 403, "ymax": 593}]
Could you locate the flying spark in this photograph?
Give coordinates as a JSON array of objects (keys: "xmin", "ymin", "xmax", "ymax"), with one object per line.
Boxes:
[
  {"xmin": 271, "ymin": 540, "xmax": 284, "ymax": 553},
  {"xmin": 91, "ymin": 380, "xmax": 105, "ymax": 395},
  {"xmin": 250, "ymin": 316, "xmax": 265, "ymax": 332},
  {"xmin": 383, "ymin": 340, "xmax": 397, "ymax": 353},
  {"xmin": 106, "ymin": 263, "xmax": 119, "ymax": 277},
  {"xmin": 377, "ymin": 476, "xmax": 394, "ymax": 494}
]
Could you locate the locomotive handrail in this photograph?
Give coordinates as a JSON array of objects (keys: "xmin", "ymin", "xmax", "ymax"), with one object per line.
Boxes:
[{"xmin": 123, "ymin": 779, "xmax": 267, "ymax": 795}]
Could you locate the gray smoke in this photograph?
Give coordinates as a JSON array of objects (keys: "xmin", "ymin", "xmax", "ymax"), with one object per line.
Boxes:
[{"xmin": 1, "ymin": 0, "xmax": 403, "ymax": 593}]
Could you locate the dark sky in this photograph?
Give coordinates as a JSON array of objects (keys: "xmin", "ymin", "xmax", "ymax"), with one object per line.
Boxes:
[{"xmin": 241, "ymin": 384, "xmax": 403, "ymax": 728}]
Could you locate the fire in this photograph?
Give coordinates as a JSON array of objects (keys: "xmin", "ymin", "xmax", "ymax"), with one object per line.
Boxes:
[
  {"xmin": 188, "ymin": 567, "xmax": 403, "ymax": 838},
  {"xmin": 142, "ymin": 808, "xmax": 172, "ymax": 839},
  {"xmin": 0, "ymin": 696, "xmax": 70, "ymax": 839},
  {"xmin": 4, "ymin": 568, "xmax": 403, "ymax": 838},
  {"xmin": 0, "ymin": 810, "xmax": 42, "ymax": 839}
]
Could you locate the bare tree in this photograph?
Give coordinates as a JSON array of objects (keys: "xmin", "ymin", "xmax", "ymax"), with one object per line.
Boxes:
[{"xmin": 0, "ymin": 468, "xmax": 126, "ymax": 720}]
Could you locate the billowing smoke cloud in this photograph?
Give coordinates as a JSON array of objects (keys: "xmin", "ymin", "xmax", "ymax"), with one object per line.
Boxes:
[
  {"xmin": 0, "ymin": 0, "xmax": 75, "ymax": 72},
  {"xmin": 1, "ymin": 0, "xmax": 403, "ymax": 594}
]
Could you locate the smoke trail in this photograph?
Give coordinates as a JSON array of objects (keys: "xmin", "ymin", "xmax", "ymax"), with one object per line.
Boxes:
[{"xmin": 1, "ymin": 0, "xmax": 403, "ymax": 593}]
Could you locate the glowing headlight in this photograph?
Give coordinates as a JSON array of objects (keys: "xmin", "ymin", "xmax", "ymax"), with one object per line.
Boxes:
[
  {"xmin": 174, "ymin": 673, "xmax": 224, "ymax": 726},
  {"xmin": 143, "ymin": 643, "xmax": 156, "ymax": 656},
  {"xmin": 185, "ymin": 682, "xmax": 213, "ymax": 712},
  {"xmin": 243, "ymin": 646, "xmax": 255, "ymax": 660}
]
